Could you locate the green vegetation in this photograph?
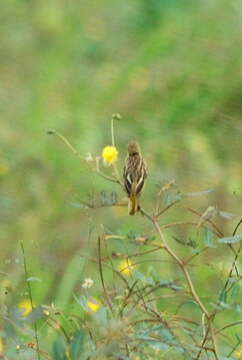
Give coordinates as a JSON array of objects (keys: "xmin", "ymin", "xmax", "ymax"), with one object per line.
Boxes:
[{"xmin": 1, "ymin": 0, "xmax": 242, "ymax": 359}]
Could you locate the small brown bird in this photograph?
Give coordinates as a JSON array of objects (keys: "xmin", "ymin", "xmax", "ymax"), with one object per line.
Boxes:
[{"xmin": 123, "ymin": 141, "xmax": 147, "ymax": 215}]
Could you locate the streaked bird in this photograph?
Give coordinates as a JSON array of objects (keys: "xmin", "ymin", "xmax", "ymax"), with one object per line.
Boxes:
[{"xmin": 123, "ymin": 141, "xmax": 147, "ymax": 215}]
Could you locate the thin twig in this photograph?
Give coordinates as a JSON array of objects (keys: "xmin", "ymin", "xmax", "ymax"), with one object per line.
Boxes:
[
  {"xmin": 155, "ymin": 219, "xmax": 219, "ymax": 359},
  {"xmin": 125, "ymin": 245, "xmax": 164, "ymax": 258},
  {"xmin": 20, "ymin": 241, "xmax": 41, "ymax": 360},
  {"xmin": 48, "ymin": 129, "xmax": 122, "ymax": 185},
  {"xmin": 111, "ymin": 117, "xmax": 115, "ymax": 147},
  {"xmin": 197, "ymin": 218, "xmax": 242, "ymax": 358},
  {"xmin": 220, "ymin": 242, "xmax": 242, "ymax": 297},
  {"xmin": 79, "ymin": 253, "xmax": 131, "ymax": 289},
  {"xmin": 142, "ymin": 213, "xmax": 209, "ymax": 316},
  {"xmin": 139, "ymin": 206, "xmax": 154, "ymax": 222},
  {"xmin": 196, "ymin": 325, "xmax": 211, "ymax": 360},
  {"xmin": 188, "ymin": 206, "xmax": 239, "ymax": 271},
  {"xmin": 187, "ymin": 207, "xmax": 224, "ymax": 237},
  {"xmin": 110, "ymin": 113, "xmax": 121, "ymax": 146},
  {"xmin": 110, "ymin": 114, "xmax": 123, "ymax": 184},
  {"xmin": 156, "ymin": 199, "xmax": 180, "ymax": 218},
  {"xmin": 208, "ymin": 320, "xmax": 219, "ymax": 360},
  {"xmin": 233, "ymin": 217, "xmax": 242, "ymax": 236},
  {"xmin": 139, "ymin": 210, "xmax": 219, "ymax": 359},
  {"xmin": 159, "ymin": 221, "xmax": 221, "ymax": 238},
  {"xmin": 95, "ymin": 157, "xmax": 120, "ymax": 184},
  {"xmin": 45, "ymin": 317, "xmax": 70, "ymax": 343},
  {"xmin": 120, "ymin": 280, "xmax": 139, "ymax": 316},
  {"xmin": 216, "ymin": 216, "xmax": 242, "ymax": 303},
  {"xmin": 47, "ymin": 130, "xmax": 83, "ymax": 161},
  {"xmin": 186, "ymin": 247, "xmax": 210, "ymax": 264},
  {"xmin": 98, "ymin": 236, "xmax": 114, "ymax": 314},
  {"xmin": 216, "ymin": 320, "xmax": 242, "ymax": 335},
  {"xmin": 112, "ymin": 162, "xmax": 123, "ymax": 185}
]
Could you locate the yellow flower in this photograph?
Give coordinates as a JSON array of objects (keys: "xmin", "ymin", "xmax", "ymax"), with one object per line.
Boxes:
[
  {"xmin": 0, "ymin": 337, "xmax": 4, "ymax": 355},
  {"xmin": 18, "ymin": 299, "xmax": 34, "ymax": 316},
  {"xmin": 102, "ymin": 145, "xmax": 118, "ymax": 165},
  {"xmin": 86, "ymin": 297, "xmax": 101, "ymax": 313},
  {"xmin": 235, "ymin": 348, "xmax": 242, "ymax": 359},
  {"xmin": 118, "ymin": 259, "xmax": 135, "ymax": 276}
]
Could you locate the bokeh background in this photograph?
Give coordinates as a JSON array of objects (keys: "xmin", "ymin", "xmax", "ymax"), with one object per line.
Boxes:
[{"xmin": 1, "ymin": 0, "xmax": 242, "ymax": 356}]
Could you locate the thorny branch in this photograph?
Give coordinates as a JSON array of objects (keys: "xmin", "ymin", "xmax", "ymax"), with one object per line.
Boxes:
[
  {"xmin": 139, "ymin": 208, "xmax": 219, "ymax": 359},
  {"xmin": 49, "ymin": 123, "xmax": 242, "ymax": 359}
]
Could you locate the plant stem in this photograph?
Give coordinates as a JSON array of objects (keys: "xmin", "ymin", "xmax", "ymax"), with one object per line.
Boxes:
[
  {"xmin": 153, "ymin": 219, "xmax": 209, "ymax": 317},
  {"xmin": 112, "ymin": 162, "xmax": 123, "ymax": 185},
  {"xmin": 156, "ymin": 199, "xmax": 180, "ymax": 218},
  {"xmin": 110, "ymin": 113, "xmax": 121, "ymax": 146},
  {"xmin": 20, "ymin": 241, "xmax": 41, "ymax": 360},
  {"xmin": 47, "ymin": 130, "xmax": 83, "ymax": 161},
  {"xmin": 111, "ymin": 118, "xmax": 115, "ymax": 146},
  {"xmin": 140, "ymin": 211, "xmax": 219, "ymax": 359},
  {"xmin": 98, "ymin": 236, "xmax": 114, "ymax": 314},
  {"xmin": 95, "ymin": 157, "xmax": 121, "ymax": 184}
]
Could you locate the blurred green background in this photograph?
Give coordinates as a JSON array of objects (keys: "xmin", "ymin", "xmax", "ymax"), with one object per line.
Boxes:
[{"xmin": 1, "ymin": 0, "xmax": 242, "ymax": 356}]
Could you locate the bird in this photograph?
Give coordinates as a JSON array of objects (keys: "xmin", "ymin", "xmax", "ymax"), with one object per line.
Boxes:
[{"xmin": 123, "ymin": 141, "xmax": 147, "ymax": 215}]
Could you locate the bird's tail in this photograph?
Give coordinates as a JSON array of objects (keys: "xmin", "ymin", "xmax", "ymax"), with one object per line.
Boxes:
[{"xmin": 128, "ymin": 194, "xmax": 139, "ymax": 215}]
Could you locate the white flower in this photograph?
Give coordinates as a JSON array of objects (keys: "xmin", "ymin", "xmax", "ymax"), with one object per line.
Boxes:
[{"xmin": 82, "ymin": 278, "xmax": 94, "ymax": 289}]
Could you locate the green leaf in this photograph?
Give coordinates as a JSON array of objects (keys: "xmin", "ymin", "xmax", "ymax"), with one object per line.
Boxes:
[
  {"xmin": 212, "ymin": 300, "xmax": 230, "ymax": 311},
  {"xmin": 139, "ymin": 324, "xmax": 177, "ymax": 345},
  {"xmin": 164, "ymin": 192, "xmax": 182, "ymax": 205},
  {"xmin": 230, "ymin": 283, "xmax": 240, "ymax": 300},
  {"xmin": 203, "ymin": 227, "xmax": 216, "ymax": 248},
  {"xmin": 137, "ymin": 325, "xmax": 184, "ymax": 353},
  {"xmin": 70, "ymin": 330, "xmax": 85, "ymax": 360},
  {"xmin": 133, "ymin": 271, "xmax": 155, "ymax": 285},
  {"xmin": 53, "ymin": 337, "xmax": 67, "ymax": 360},
  {"xmin": 173, "ymin": 235, "xmax": 197, "ymax": 248},
  {"xmin": 126, "ymin": 229, "xmax": 139, "ymax": 240},
  {"xmin": 219, "ymin": 211, "xmax": 236, "ymax": 220},
  {"xmin": 218, "ymin": 301, "xmax": 230, "ymax": 309},
  {"xmin": 141, "ymin": 338, "xmax": 169, "ymax": 351},
  {"xmin": 219, "ymin": 234, "xmax": 242, "ymax": 244},
  {"xmin": 157, "ymin": 280, "xmax": 182, "ymax": 291},
  {"xmin": 219, "ymin": 288, "xmax": 227, "ymax": 303},
  {"xmin": 55, "ymin": 255, "xmax": 85, "ymax": 309},
  {"xmin": 185, "ymin": 189, "xmax": 214, "ymax": 197}
]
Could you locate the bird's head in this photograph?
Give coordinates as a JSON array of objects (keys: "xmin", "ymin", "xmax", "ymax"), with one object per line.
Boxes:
[{"xmin": 127, "ymin": 141, "xmax": 140, "ymax": 155}]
